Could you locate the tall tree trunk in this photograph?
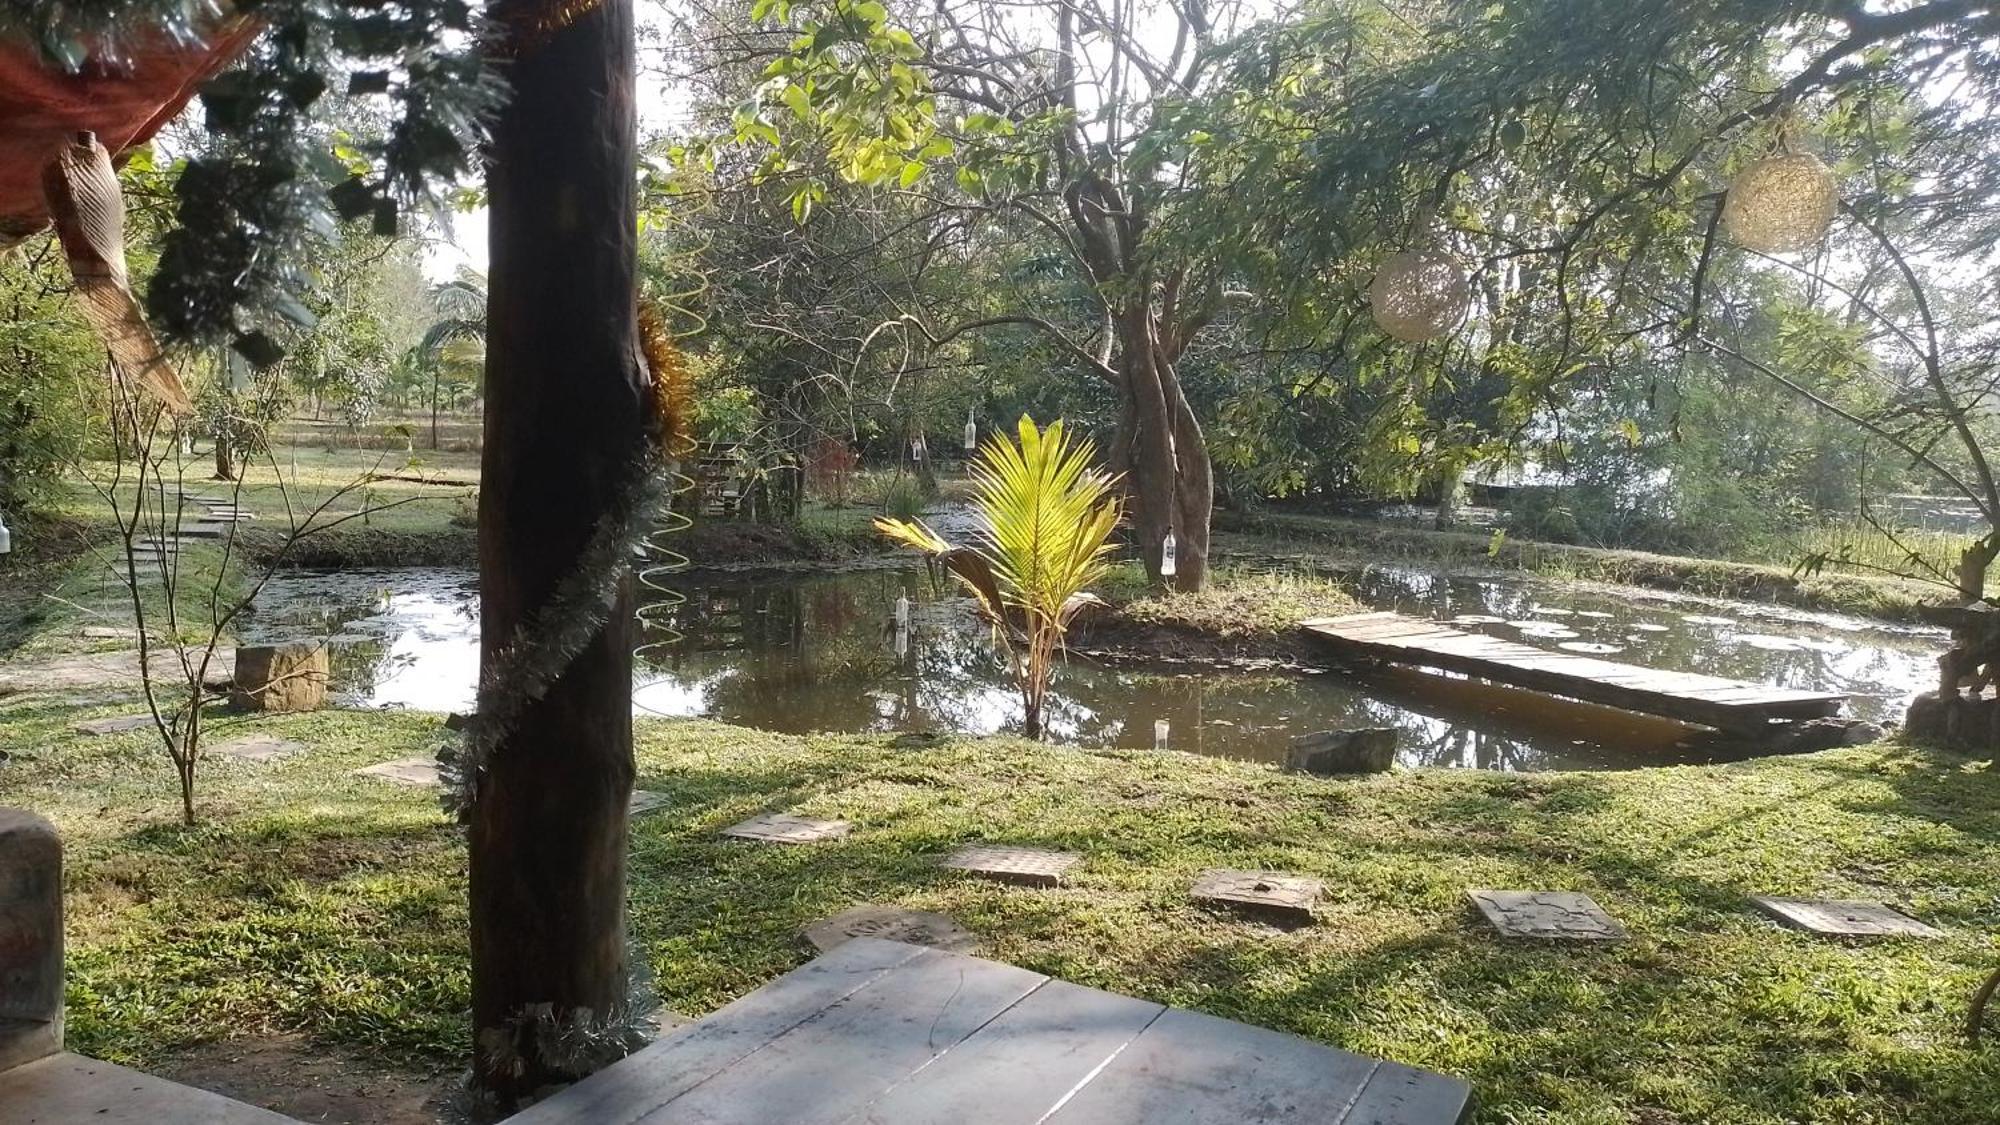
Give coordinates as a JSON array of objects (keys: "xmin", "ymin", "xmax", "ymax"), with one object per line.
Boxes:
[
  {"xmin": 431, "ymin": 369, "xmax": 441, "ymax": 451},
  {"xmin": 1958, "ymin": 533, "xmax": 1997, "ymax": 603},
  {"xmin": 1111, "ymin": 309, "xmax": 1210, "ymax": 592},
  {"xmin": 470, "ymin": 0, "xmax": 647, "ymax": 1110},
  {"xmin": 211, "ymin": 430, "xmax": 234, "ymax": 481}
]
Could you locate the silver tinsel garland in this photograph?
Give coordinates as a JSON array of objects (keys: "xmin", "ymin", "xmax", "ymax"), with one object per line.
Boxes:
[{"xmin": 437, "ymin": 451, "xmax": 672, "ymax": 814}]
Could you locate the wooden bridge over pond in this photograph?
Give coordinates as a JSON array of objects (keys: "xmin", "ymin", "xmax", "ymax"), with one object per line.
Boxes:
[{"xmin": 1303, "ymin": 612, "xmax": 1846, "ymax": 733}]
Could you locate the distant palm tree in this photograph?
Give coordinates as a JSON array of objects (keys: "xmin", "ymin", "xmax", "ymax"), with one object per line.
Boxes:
[{"xmin": 417, "ymin": 270, "xmax": 487, "ymax": 448}]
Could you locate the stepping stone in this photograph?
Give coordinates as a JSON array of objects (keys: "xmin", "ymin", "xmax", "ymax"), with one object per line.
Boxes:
[
  {"xmin": 72, "ymin": 714, "xmax": 154, "ymax": 736},
  {"xmin": 176, "ymin": 523, "xmax": 230, "ymax": 539},
  {"xmin": 77, "ymin": 626, "xmax": 142, "ymax": 641},
  {"xmin": 210, "ymin": 734, "xmax": 307, "ymax": 763},
  {"xmin": 942, "ymin": 844, "xmax": 1081, "ymax": 887},
  {"xmin": 1749, "ymin": 896, "xmax": 1943, "ymax": 938},
  {"xmin": 629, "ymin": 789, "xmax": 669, "ymax": 816},
  {"xmin": 1192, "ymin": 869, "xmax": 1323, "ymax": 922},
  {"xmin": 720, "ymin": 812, "xmax": 851, "ymax": 845},
  {"xmin": 1468, "ymin": 889, "xmax": 1627, "ymax": 941},
  {"xmin": 802, "ymin": 905, "xmax": 978, "ymax": 955},
  {"xmin": 356, "ymin": 758, "xmax": 441, "ymax": 787}
]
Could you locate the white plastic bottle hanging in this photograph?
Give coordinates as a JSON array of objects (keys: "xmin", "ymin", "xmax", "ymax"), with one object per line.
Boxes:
[
  {"xmin": 962, "ymin": 408, "xmax": 977, "ymax": 452},
  {"xmin": 0, "ymin": 511, "xmax": 12, "ymax": 556},
  {"xmin": 1160, "ymin": 531, "xmax": 1177, "ymax": 578},
  {"xmin": 1153, "ymin": 719, "xmax": 1170, "ymax": 751},
  {"xmin": 894, "ymin": 594, "xmax": 911, "ymax": 629}
]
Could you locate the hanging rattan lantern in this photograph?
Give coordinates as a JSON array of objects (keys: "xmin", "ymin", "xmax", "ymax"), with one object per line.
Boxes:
[
  {"xmin": 1369, "ymin": 247, "xmax": 1471, "ymax": 343},
  {"xmin": 1722, "ymin": 149, "xmax": 1837, "ymax": 254}
]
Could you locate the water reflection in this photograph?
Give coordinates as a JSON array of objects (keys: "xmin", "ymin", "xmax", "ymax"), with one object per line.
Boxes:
[{"xmin": 245, "ymin": 562, "xmax": 1945, "ymax": 772}]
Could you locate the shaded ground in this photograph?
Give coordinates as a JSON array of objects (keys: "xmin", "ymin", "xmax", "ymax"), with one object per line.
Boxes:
[
  {"xmin": 3, "ymin": 691, "xmax": 1995, "ymax": 1124},
  {"xmin": 158, "ymin": 1036, "xmax": 461, "ymax": 1125}
]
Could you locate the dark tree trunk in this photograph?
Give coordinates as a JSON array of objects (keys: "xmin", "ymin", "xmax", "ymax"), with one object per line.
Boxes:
[
  {"xmin": 211, "ymin": 430, "xmax": 234, "ymax": 481},
  {"xmin": 470, "ymin": 0, "xmax": 648, "ymax": 1110},
  {"xmin": 1110, "ymin": 310, "xmax": 1210, "ymax": 592},
  {"xmin": 1958, "ymin": 534, "xmax": 1997, "ymax": 602}
]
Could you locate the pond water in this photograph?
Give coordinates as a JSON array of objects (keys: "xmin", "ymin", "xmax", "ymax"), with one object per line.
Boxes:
[{"xmin": 240, "ymin": 561, "xmax": 1945, "ymax": 772}]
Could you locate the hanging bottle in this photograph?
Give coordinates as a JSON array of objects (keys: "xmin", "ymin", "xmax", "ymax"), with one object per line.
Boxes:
[
  {"xmin": 962, "ymin": 408, "xmax": 977, "ymax": 452},
  {"xmin": 1160, "ymin": 531, "xmax": 1177, "ymax": 578}
]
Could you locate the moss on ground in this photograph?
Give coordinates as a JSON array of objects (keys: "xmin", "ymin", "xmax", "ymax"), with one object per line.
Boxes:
[{"xmin": 1, "ymin": 694, "xmax": 1994, "ymax": 1124}]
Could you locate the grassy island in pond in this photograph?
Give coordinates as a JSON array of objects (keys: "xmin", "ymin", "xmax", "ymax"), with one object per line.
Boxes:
[{"xmin": 2, "ymin": 695, "xmax": 1993, "ymax": 1124}]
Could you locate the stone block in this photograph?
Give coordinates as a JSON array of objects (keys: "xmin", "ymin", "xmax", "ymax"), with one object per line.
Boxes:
[
  {"xmin": 1468, "ymin": 889, "xmax": 1626, "ymax": 941},
  {"xmin": 803, "ymin": 905, "xmax": 978, "ymax": 955},
  {"xmin": 0, "ymin": 809, "xmax": 63, "ymax": 1072},
  {"xmin": 230, "ymin": 643, "xmax": 329, "ymax": 713},
  {"xmin": 1285, "ymin": 728, "xmax": 1398, "ymax": 775},
  {"xmin": 71, "ymin": 714, "xmax": 153, "ymax": 737},
  {"xmin": 1750, "ymin": 896, "xmax": 1943, "ymax": 938},
  {"xmin": 356, "ymin": 759, "xmax": 441, "ymax": 787},
  {"xmin": 942, "ymin": 845, "xmax": 1080, "ymax": 887},
  {"xmin": 1191, "ymin": 869, "xmax": 1323, "ymax": 922},
  {"xmin": 210, "ymin": 735, "xmax": 308, "ymax": 764},
  {"xmin": 720, "ymin": 813, "xmax": 851, "ymax": 845}
]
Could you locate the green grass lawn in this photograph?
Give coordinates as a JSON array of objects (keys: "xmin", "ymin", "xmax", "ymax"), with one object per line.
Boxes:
[{"xmin": 2, "ymin": 693, "xmax": 1993, "ymax": 1124}]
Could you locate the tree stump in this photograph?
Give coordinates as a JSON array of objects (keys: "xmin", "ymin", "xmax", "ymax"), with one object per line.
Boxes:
[
  {"xmin": 1286, "ymin": 727, "xmax": 1398, "ymax": 774},
  {"xmin": 229, "ymin": 643, "xmax": 329, "ymax": 712},
  {"xmin": 0, "ymin": 809, "xmax": 63, "ymax": 1072}
]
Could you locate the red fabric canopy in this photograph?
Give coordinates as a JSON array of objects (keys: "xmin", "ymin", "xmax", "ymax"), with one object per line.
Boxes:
[{"xmin": 0, "ymin": 20, "xmax": 257, "ymax": 246}]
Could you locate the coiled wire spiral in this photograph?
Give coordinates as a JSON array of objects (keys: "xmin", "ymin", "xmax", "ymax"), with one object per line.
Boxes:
[{"xmin": 631, "ymin": 288, "xmax": 705, "ymax": 703}]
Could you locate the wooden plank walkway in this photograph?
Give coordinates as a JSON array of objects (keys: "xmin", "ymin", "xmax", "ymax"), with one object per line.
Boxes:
[
  {"xmin": 1304, "ymin": 612, "xmax": 1844, "ymax": 732},
  {"xmin": 515, "ymin": 937, "xmax": 1471, "ymax": 1124}
]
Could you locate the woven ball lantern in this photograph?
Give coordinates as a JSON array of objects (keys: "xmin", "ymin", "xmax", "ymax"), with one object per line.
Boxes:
[
  {"xmin": 1368, "ymin": 247, "xmax": 1471, "ymax": 343},
  {"xmin": 1722, "ymin": 150, "xmax": 1837, "ymax": 254}
]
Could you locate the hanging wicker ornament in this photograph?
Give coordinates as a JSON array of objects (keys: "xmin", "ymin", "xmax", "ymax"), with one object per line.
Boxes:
[
  {"xmin": 1369, "ymin": 247, "xmax": 1471, "ymax": 343},
  {"xmin": 1722, "ymin": 149, "xmax": 1837, "ymax": 254}
]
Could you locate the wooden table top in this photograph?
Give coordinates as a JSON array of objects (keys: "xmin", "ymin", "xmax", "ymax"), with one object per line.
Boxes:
[{"xmin": 515, "ymin": 937, "xmax": 1471, "ymax": 1124}]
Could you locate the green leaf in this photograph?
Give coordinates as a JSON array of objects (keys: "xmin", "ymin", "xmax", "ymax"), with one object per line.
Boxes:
[{"xmin": 782, "ymin": 83, "xmax": 812, "ymax": 121}]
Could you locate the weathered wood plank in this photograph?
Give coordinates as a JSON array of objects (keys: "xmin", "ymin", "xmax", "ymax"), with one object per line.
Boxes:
[
  {"xmin": 853, "ymin": 978, "xmax": 1166, "ymax": 1121},
  {"xmin": 1304, "ymin": 612, "xmax": 1843, "ymax": 731},
  {"xmin": 1046, "ymin": 1006, "xmax": 1465, "ymax": 1123},
  {"xmin": 520, "ymin": 939, "xmax": 1468, "ymax": 1125},
  {"xmin": 1341, "ymin": 1060, "xmax": 1477, "ymax": 1125},
  {"xmin": 0, "ymin": 1053, "xmax": 302, "ymax": 1124},
  {"xmin": 509, "ymin": 938, "xmax": 928, "ymax": 1124},
  {"xmin": 650, "ymin": 947, "xmax": 1046, "ymax": 1123}
]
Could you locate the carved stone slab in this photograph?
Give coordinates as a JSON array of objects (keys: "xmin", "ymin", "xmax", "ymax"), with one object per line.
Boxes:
[
  {"xmin": 210, "ymin": 735, "xmax": 307, "ymax": 763},
  {"xmin": 803, "ymin": 905, "xmax": 978, "ymax": 955},
  {"xmin": 721, "ymin": 812, "xmax": 851, "ymax": 845},
  {"xmin": 1191, "ymin": 870, "xmax": 1323, "ymax": 922},
  {"xmin": 942, "ymin": 845, "xmax": 1080, "ymax": 887},
  {"xmin": 629, "ymin": 789, "xmax": 669, "ymax": 817},
  {"xmin": 356, "ymin": 758, "xmax": 441, "ymax": 787},
  {"xmin": 1750, "ymin": 896, "xmax": 1943, "ymax": 938},
  {"xmin": 71, "ymin": 714, "xmax": 153, "ymax": 737},
  {"xmin": 1469, "ymin": 889, "xmax": 1627, "ymax": 941}
]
